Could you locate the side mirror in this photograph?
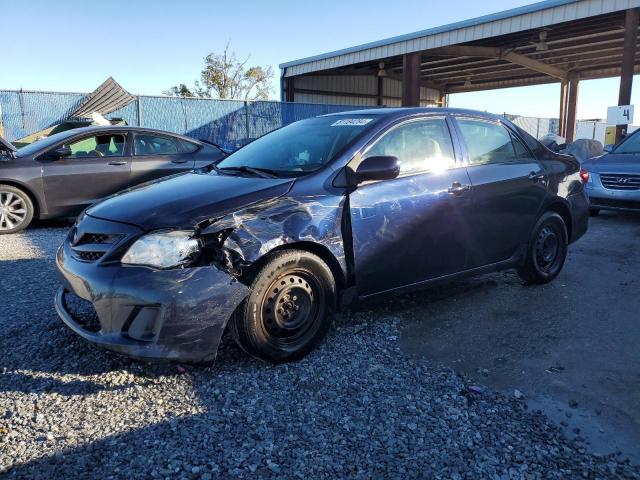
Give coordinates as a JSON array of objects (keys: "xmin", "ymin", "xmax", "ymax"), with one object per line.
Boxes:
[
  {"xmin": 352, "ymin": 156, "xmax": 400, "ymax": 184},
  {"xmin": 603, "ymin": 144, "xmax": 614, "ymax": 153},
  {"xmin": 49, "ymin": 146, "xmax": 72, "ymax": 158}
]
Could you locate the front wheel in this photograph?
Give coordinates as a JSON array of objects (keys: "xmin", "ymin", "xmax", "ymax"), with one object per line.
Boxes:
[
  {"xmin": 230, "ymin": 250, "xmax": 336, "ymax": 363},
  {"xmin": 0, "ymin": 185, "xmax": 34, "ymax": 234},
  {"xmin": 517, "ymin": 212, "xmax": 568, "ymax": 285}
]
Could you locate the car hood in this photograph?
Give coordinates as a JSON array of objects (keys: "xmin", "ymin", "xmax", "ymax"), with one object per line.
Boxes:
[
  {"xmin": 583, "ymin": 153, "xmax": 640, "ymax": 173},
  {"xmin": 87, "ymin": 171, "xmax": 295, "ymax": 230}
]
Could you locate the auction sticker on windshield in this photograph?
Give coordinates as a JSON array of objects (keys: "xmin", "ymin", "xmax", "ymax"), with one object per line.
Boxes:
[{"xmin": 331, "ymin": 118, "xmax": 373, "ymax": 126}]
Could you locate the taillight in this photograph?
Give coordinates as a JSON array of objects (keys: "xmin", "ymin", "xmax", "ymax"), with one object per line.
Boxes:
[{"xmin": 579, "ymin": 168, "xmax": 589, "ymax": 183}]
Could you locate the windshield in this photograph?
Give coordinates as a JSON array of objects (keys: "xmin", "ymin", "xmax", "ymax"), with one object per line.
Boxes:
[
  {"xmin": 613, "ymin": 130, "xmax": 640, "ymax": 154},
  {"xmin": 16, "ymin": 129, "xmax": 88, "ymax": 157},
  {"xmin": 215, "ymin": 115, "xmax": 380, "ymax": 177}
]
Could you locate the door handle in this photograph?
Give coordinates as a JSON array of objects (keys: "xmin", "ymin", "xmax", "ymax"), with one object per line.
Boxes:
[
  {"xmin": 108, "ymin": 160, "xmax": 127, "ymax": 166},
  {"xmin": 528, "ymin": 171, "xmax": 546, "ymax": 182},
  {"xmin": 448, "ymin": 182, "xmax": 471, "ymax": 195},
  {"xmin": 171, "ymin": 159, "xmax": 188, "ymax": 164}
]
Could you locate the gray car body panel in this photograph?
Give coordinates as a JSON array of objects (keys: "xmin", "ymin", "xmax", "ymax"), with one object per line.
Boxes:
[{"xmin": 0, "ymin": 126, "xmax": 225, "ymax": 220}]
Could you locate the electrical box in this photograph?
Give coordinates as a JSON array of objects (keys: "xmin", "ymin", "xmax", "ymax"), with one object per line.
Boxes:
[{"xmin": 604, "ymin": 126, "xmax": 616, "ymax": 146}]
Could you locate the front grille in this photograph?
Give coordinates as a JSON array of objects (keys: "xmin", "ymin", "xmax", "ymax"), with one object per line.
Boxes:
[
  {"xmin": 71, "ymin": 231, "xmax": 124, "ymax": 263},
  {"xmin": 76, "ymin": 233, "xmax": 123, "ymax": 245},
  {"xmin": 76, "ymin": 251, "xmax": 105, "ymax": 262},
  {"xmin": 590, "ymin": 197, "xmax": 640, "ymax": 210},
  {"xmin": 62, "ymin": 290, "xmax": 101, "ymax": 333},
  {"xmin": 600, "ymin": 173, "xmax": 640, "ymax": 190}
]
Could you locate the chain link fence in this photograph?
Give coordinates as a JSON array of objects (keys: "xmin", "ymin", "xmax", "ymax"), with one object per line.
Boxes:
[
  {"xmin": 0, "ymin": 90, "xmax": 377, "ymax": 151},
  {"xmin": 0, "ymin": 89, "xmax": 562, "ymax": 150},
  {"xmin": 503, "ymin": 114, "xmax": 559, "ymax": 138}
]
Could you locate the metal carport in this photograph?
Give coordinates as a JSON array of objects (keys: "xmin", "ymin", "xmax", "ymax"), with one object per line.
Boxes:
[{"xmin": 280, "ymin": 0, "xmax": 640, "ymax": 142}]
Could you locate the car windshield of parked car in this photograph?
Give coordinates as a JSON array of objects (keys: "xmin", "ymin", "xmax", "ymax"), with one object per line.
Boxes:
[
  {"xmin": 16, "ymin": 129, "xmax": 89, "ymax": 157},
  {"xmin": 215, "ymin": 115, "xmax": 380, "ymax": 177},
  {"xmin": 614, "ymin": 131, "xmax": 640, "ymax": 154}
]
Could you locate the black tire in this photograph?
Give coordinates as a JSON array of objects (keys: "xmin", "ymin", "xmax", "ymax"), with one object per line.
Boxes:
[
  {"xmin": 517, "ymin": 212, "xmax": 568, "ymax": 285},
  {"xmin": 589, "ymin": 208, "xmax": 600, "ymax": 217},
  {"xmin": 230, "ymin": 250, "xmax": 336, "ymax": 363},
  {"xmin": 0, "ymin": 185, "xmax": 34, "ymax": 234}
]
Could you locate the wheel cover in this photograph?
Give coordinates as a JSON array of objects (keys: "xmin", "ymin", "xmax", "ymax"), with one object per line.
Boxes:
[
  {"xmin": 260, "ymin": 270, "xmax": 324, "ymax": 350},
  {"xmin": 0, "ymin": 191, "xmax": 27, "ymax": 231},
  {"xmin": 534, "ymin": 225, "xmax": 559, "ymax": 272}
]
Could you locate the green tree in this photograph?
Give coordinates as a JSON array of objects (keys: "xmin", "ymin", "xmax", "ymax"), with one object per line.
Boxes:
[
  {"xmin": 163, "ymin": 84, "xmax": 195, "ymax": 97},
  {"xmin": 164, "ymin": 42, "xmax": 273, "ymax": 100}
]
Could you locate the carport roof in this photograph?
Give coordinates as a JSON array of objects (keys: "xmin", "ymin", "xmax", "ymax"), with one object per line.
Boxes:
[{"xmin": 280, "ymin": 0, "xmax": 640, "ymax": 92}]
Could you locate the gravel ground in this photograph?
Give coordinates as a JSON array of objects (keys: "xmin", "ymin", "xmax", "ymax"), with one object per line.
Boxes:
[{"xmin": 1, "ymin": 226, "xmax": 639, "ymax": 479}]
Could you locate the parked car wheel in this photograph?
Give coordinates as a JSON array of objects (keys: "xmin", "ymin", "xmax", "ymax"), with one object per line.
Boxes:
[
  {"xmin": 517, "ymin": 212, "xmax": 568, "ymax": 285},
  {"xmin": 589, "ymin": 208, "xmax": 600, "ymax": 217},
  {"xmin": 0, "ymin": 185, "xmax": 34, "ymax": 234},
  {"xmin": 230, "ymin": 250, "xmax": 336, "ymax": 363}
]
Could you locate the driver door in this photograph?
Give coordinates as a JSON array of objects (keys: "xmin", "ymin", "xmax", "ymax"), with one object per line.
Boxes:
[
  {"xmin": 348, "ymin": 116, "xmax": 474, "ymax": 297},
  {"xmin": 41, "ymin": 132, "xmax": 132, "ymax": 217}
]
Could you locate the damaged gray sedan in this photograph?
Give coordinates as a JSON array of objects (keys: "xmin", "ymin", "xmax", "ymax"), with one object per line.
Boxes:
[{"xmin": 55, "ymin": 108, "xmax": 589, "ymax": 363}]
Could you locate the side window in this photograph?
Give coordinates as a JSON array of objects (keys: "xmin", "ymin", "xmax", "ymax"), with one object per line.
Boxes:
[
  {"xmin": 66, "ymin": 134, "xmax": 126, "ymax": 158},
  {"xmin": 457, "ymin": 119, "xmax": 515, "ymax": 165},
  {"xmin": 365, "ymin": 118, "xmax": 456, "ymax": 175},
  {"xmin": 134, "ymin": 134, "xmax": 180, "ymax": 155},
  {"xmin": 179, "ymin": 140, "xmax": 200, "ymax": 154}
]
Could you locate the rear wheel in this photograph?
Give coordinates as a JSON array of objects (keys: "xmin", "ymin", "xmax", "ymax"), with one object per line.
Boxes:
[
  {"xmin": 589, "ymin": 208, "xmax": 600, "ymax": 216},
  {"xmin": 0, "ymin": 185, "xmax": 34, "ymax": 234},
  {"xmin": 517, "ymin": 212, "xmax": 568, "ymax": 285},
  {"xmin": 230, "ymin": 250, "xmax": 336, "ymax": 363}
]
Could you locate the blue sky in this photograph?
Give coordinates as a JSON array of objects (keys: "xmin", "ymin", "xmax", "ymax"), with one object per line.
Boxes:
[{"xmin": 2, "ymin": 0, "xmax": 637, "ymax": 119}]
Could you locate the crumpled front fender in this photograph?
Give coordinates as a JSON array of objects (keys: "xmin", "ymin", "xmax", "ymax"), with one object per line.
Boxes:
[{"xmin": 201, "ymin": 194, "xmax": 349, "ymax": 281}]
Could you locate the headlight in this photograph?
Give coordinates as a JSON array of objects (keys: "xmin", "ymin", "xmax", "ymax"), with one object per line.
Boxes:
[{"xmin": 122, "ymin": 231, "xmax": 200, "ymax": 269}]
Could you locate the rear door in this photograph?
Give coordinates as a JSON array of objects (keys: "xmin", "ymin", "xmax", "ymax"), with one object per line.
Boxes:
[
  {"xmin": 348, "ymin": 116, "xmax": 474, "ymax": 297},
  {"xmin": 452, "ymin": 116, "xmax": 547, "ymax": 267},
  {"xmin": 130, "ymin": 133, "xmax": 196, "ymax": 184},
  {"xmin": 41, "ymin": 132, "xmax": 131, "ymax": 217}
]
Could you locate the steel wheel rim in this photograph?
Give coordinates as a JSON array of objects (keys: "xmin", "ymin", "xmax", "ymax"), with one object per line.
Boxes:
[
  {"xmin": 0, "ymin": 191, "xmax": 27, "ymax": 231},
  {"xmin": 535, "ymin": 225, "xmax": 559, "ymax": 272},
  {"xmin": 260, "ymin": 269, "xmax": 324, "ymax": 350}
]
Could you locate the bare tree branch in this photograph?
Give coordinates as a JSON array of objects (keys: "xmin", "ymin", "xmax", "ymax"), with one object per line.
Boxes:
[{"xmin": 164, "ymin": 41, "xmax": 273, "ymax": 101}]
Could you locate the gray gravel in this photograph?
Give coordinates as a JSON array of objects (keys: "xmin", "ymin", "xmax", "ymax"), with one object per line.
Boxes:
[{"xmin": 1, "ymin": 225, "xmax": 639, "ymax": 479}]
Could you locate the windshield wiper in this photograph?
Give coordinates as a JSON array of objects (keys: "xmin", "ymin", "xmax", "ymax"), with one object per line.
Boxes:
[{"xmin": 216, "ymin": 166, "xmax": 280, "ymax": 178}]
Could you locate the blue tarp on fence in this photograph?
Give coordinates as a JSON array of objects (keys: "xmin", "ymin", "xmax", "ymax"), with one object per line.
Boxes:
[
  {"xmin": 0, "ymin": 89, "xmax": 561, "ymax": 149},
  {"xmin": 0, "ymin": 90, "xmax": 371, "ymax": 151}
]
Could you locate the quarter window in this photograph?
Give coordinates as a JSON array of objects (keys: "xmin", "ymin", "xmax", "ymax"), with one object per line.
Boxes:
[
  {"xmin": 365, "ymin": 118, "xmax": 456, "ymax": 174},
  {"xmin": 66, "ymin": 134, "xmax": 126, "ymax": 158},
  {"xmin": 511, "ymin": 133, "xmax": 534, "ymax": 160},
  {"xmin": 134, "ymin": 135, "xmax": 180, "ymax": 155}
]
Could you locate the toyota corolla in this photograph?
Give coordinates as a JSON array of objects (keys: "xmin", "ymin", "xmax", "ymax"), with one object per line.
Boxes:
[{"xmin": 55, "ymin": 108, "xmax": 589, "ymax": 363}]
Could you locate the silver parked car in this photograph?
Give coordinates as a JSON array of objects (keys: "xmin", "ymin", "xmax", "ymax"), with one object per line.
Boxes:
[{"xmin": 581, "ymin": 130, "xmax": 640, "ymax": 215}]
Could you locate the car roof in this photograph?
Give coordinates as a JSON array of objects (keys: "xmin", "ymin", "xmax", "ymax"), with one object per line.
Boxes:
[{"xmin": 323, "ymin": 107, "xmax": 504, "ymax": 122}]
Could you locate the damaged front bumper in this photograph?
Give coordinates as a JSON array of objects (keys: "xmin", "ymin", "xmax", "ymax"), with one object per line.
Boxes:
[{"xmin": 55, "ymin": 217, "xmax": 249, "ymax": 363}]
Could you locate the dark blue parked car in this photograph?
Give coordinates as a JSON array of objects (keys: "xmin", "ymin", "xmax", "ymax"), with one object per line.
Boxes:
[
  {"xmin": 582, "ymin": 129, "xmax": 640, "ymax": 215},
  {"xmin": 55, "ymin": 108, "xmax": 589, "ymax": 363}
]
